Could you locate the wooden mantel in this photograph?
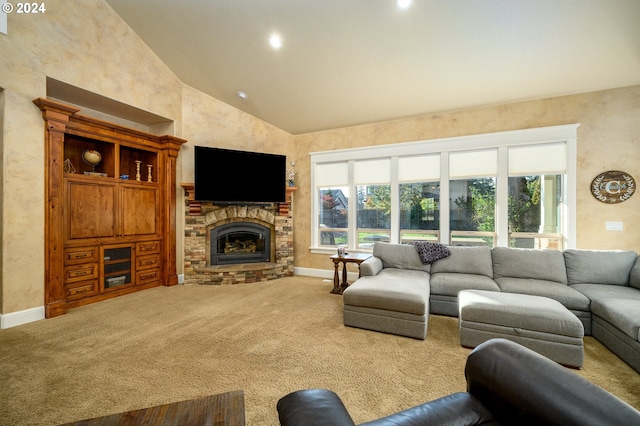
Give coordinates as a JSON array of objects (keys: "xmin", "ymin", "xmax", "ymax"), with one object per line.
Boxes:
[{"xmin": 180, "ymin": 183, "xmax": 296, "ymax": 215}]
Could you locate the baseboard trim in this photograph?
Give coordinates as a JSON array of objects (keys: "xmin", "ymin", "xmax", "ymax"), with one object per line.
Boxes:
[
  {"xmin": 294, "ymin": 267, "xmax": 360, "ymax": 281},
  {"xmin": 0, "ymin": 306, "xmax": 45, "ymax": 329}
]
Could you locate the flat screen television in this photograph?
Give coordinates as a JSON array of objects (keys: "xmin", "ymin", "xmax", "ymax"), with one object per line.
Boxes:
[{"xmin": 194, "ymin": 146, "xmax": 286, "ymax": 203}]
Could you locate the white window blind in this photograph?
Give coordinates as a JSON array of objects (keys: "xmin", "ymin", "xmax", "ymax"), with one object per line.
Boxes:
[
  {"xmin": 398, "ymin": 154, "xmax": 440, "ymax": 182},
  {"xmin": 509, "ymin": 143, "xmax": 566, "ymax": 175},
  {"xmin": 450, "ymin": 149, "xmax": 497, "ymax": 178},
  {"xmin": 316, "ymin": 162, "xmax": 348, "ymax": 187},
  {"xmin": 354, "ymin": 158, "xmax": 390, "ymax": 184}
]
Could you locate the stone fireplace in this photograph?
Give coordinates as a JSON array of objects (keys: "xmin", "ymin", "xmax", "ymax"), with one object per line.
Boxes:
[{"xmin": 181, "ymin": 184, "xmax": 295, "ymax": 285}]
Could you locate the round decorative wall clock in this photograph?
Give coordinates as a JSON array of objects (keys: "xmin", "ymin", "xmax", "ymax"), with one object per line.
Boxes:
[{"xmin": 591, "ymin": 170, "xmax": 635, "ymax": 204}]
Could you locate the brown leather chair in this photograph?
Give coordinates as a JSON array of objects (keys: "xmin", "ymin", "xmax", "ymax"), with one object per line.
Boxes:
[{"xmin": 277, "ymin": 338, "xmax": 640, "ymax": 426}]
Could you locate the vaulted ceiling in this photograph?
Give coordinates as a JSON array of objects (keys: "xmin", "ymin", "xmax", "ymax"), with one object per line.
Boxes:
[{"xmin": 105, "ymin": 0, "xmax": 640, "ymax": 135}]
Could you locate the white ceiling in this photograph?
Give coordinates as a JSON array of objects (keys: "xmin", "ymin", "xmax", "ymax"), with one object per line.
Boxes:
[{"xmin": 104, "ymin": 0, "xmax": 640, "ymax": 135}]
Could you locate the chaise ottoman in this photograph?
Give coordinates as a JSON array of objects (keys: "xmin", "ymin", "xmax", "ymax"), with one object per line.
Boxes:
[
  {"xmin": 343, "ymin": 268, "xmax": 430, "ymax": 340},
  {"xmin": 458, "ymin": 290, "xmax": 584, "ymax": 367}
]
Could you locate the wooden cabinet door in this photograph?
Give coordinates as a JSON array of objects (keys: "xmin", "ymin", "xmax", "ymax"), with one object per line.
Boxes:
[
  {"xmin": 121, "ymin": 186, "xmax": 159, "ymax": 236},
  {"xmin": 67, "ymin": 181, "xmax": 116, "ymax": 239}
]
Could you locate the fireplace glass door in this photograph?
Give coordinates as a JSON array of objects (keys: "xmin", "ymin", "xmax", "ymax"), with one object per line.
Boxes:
[{"xmin": 210, "ymin": 223, "xmax": 271, "ymax": 265}]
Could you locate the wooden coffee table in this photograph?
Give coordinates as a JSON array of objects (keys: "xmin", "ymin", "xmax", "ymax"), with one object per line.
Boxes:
[
  {"xmin": 330, "ymin": 253, "xmax": 371, "ymax": 294},
  {"xmin": 63, "ymin": 390, "xmax": 245, "ymax": 426}
]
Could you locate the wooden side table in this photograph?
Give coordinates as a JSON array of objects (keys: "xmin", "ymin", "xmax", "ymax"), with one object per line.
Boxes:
[{"xmin": 329, "ymin": 253, "xmax": 372, "ymax": 294}]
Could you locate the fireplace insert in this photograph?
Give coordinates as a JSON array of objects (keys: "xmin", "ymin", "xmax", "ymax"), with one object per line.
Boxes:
[{"xmin": 210, "ymin": 222, "xmax": 271, "ymax": 265}]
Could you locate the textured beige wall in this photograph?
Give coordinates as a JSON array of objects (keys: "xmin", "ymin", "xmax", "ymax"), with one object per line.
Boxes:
[
  {"xmin": 0, "ymin": 90, "xmax": 4, "ymax": 312},
  {"xmin": 293, "ymin": 86, "xmax": 640, "ymax": 272},
  {"xmin": 181, "ymin": 85, "xmax": 294, "ymax": 183},
  {"xmin": 0, "ymin": 0, "xmax": 182, "ymax": 314}
]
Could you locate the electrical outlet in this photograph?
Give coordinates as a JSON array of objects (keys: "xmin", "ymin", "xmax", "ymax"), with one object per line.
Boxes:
[{"xmin": 605, "ymin": 221, "xmax": 623, "ymax": 231}]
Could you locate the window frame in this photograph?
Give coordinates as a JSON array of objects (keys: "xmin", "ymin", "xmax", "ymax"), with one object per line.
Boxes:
[{"xmin": 310, "ymin": 124, "xmax": 578, "ymax": 253}]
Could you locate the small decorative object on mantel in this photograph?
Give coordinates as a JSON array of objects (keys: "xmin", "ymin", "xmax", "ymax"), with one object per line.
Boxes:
[
  {"xmin": 591, "ymin": 170, "xmax": 635, "ymax": 204},
  {"xmin": 286, "ymin": 169, "xmax": 296, "ymax": 187}
]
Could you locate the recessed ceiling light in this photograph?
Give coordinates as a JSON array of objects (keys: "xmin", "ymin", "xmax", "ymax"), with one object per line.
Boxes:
[
  {"xmin": 237, "ymin": 91, "xmax": 248, "ymax": 100},
  {"xmin": 269, "ymin": 34, "xmax": 283, "ymax": 49},
  {"xmin": 396, "ymin": 0, "xmax": 412, "ymax": 10}
]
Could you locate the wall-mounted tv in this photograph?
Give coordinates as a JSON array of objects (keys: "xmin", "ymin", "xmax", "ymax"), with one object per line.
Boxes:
[{"xmin": 194, "ymin": 146, "xmax": 286, "ymax": 203}]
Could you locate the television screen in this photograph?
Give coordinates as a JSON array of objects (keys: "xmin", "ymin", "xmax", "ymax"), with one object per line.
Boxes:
[{"xmin": 194, "ymin": 146, "xmax": 286, "ymax": 203}]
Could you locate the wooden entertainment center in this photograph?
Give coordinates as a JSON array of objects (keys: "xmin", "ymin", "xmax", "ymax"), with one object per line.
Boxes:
[{"xmin": 34, "ymin": 98, "xmax": 186, "ymax": 318}]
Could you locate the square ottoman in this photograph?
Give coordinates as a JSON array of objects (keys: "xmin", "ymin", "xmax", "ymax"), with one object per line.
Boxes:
[{"xmin": 458, "ymin": 290, "xmax": 585, "ymax": 367}]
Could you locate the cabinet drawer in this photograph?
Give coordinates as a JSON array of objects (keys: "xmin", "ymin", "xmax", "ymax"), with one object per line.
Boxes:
[
  {"xmin": 65, "ymin": 280, "xmax": 98, "ymax": 300},
  {"xmin": 65, "ymin": 263, "xmax": 99, "ymax": 282},
  {"xmin": 65, "ymin": 247, "xmax": 99, "ymax": 265},
  {"xmin": 136, "ymin": 254, "xmax": 160, "ymax": 270},
  {"xmin": 137, "ymin": 240, "xmax": 160, "ymax": 255},
  {"xmin": 137, "ymin": 268, "xmax": 160, "ymax": 285}
]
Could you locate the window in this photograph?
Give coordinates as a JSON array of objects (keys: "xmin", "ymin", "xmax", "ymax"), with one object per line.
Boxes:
[
  {"xmin": 316, "ymin": 162, "xmax": 348, "ymax": 248},
  {"xmin": 398, "ymin": 154, "xmax": 440, "ymax": 244},
  {"xmin": 355, "ymin": 158, "xmax": 391, "ymax": 249},
  {"xmin": 450, "ymin": 178, "xmax": 496, "ymax": 246},
  {"xmin": 507, "ymin": 142, "xmax": 566, "ymax": 249},
  {"xmin": 508, "ymin": 175, "xmax": 563, "ymax": 249},
  {"xmin": 310, "ymin": 125, "xmax": 578, "ymax": 253},
  {"xmin": 319, "ymin": 188, "xmax": 349, "ymax": 246},
  {"xmin": 449, "ymin": 149, "xmax": 497, "ymax": 247}
]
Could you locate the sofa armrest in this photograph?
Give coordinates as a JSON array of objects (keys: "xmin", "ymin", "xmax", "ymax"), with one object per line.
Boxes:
[
  {"xmin": 278, "ymin": 389, "xmax": 496, "ymax": 426},
  {"xmin": 466, "ymin": 338, "xmax": 640, "ymax": 426},
  {"xmin": 277, "ymin": 388, "xmax": 356, "ymax": 426},
  {"xmin": 360, "ymin": 256, "xmax": 383, "ymax": 276},
  {"xmin": 630, "ymin": 255, "xmax": 640, "ymax": 290},
  {"xmin": 361, "ymin": 393, "xmax": 496, "ymax": 426}
]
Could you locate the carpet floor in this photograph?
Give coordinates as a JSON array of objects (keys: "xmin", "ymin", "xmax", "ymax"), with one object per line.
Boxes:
[{"xmin": 1, "ymin": 276, "xmax": 639, "ymax": 425}]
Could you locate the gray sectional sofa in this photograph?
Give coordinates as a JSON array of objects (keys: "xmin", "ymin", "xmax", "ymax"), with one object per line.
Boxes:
[{"xmin": 343, "ymin": 242, "xmax": 640, "ymax": 373}]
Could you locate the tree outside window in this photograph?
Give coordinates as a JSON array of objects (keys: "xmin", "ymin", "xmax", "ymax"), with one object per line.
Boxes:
[
  {"xmin": 508, "ymin": 175, "xmax": 562, "ymax": 249},
  {"xmin": 399, "ymin": 182, "xmax": 440, "ymax": 243},
  {"xmin": 319, "ymin": 188, "xmax": 348, "ymax": 246},
  {"xmin": 451, "ymin": 178, "xmax": 496, "ymax": 232},
  {"xmin": 356, "ymin": 185, "xmax": 391, "ymax": 248}
]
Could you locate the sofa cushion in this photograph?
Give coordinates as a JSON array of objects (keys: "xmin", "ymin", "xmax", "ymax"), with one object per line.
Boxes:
[
  {"xmin": 430, "ymin": 273, "xmax": 499, "ymax": 297},
  {"xmin": 373, "ymin": 242, "xmax": 431, "ymax": 273},
  {"xmin": 494, "ymin": 278, "xmax": 591, "ymax": 311},
  {"xmin": 591, "ymin": 298, "xmax": 640, "ymax": 341},
  {"xmin": 564, "ymin": 249, "xmax": 637, "ymax": 286},
  {"xmin": 570, "ymin": 283, "xmax": 640, "ymax": 302},
  {"xmin": 492, "ymin": 247, "xmax": 567, "ymax": 284},
  {"xmin": 431, "ymin": 246, "xmax": 493, "ymax": 277},
  {"xmin": 630, "ymin": 256, "xmax": 640, "ymax": 290},
  {"xmin": 343, "ymin": 268, "xmax": 430, "ymax": 315}
]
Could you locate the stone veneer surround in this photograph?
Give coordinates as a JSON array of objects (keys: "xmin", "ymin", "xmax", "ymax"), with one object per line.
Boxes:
[{"xmin": 183, "ymin": 203, "xmax": 294, "ymax": 285}]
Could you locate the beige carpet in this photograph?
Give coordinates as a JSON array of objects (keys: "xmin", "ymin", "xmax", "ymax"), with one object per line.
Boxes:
[{"xmin": 1, "ymin": 276, "xmax": 639, "ymax": 425}]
